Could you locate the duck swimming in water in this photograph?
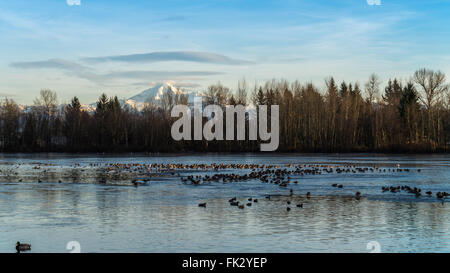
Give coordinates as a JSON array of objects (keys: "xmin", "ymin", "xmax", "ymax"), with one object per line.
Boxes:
[
  {"xmin": 230, "ymin": 201, "xmax": 239, "ymax": 206},
  {"xmin": 16, "ymin": 242, "xmax": 31, "ymax": 252}
]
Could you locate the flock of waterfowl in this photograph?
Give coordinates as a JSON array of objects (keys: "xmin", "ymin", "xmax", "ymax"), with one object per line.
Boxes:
[
  {"xmin": 175, "ymin": 163, "xmax": 446, "ymax": 208},
  {"xmin": 0, "ymin": 162, "xmax": 447, "ymax": 204},
  {"xmin": 197, "ymin": 188, "xmax": 365, "ymax": 212},
  {"xmin": 381, "ymin": 185, "xmax": 449, "ymax": 199}
]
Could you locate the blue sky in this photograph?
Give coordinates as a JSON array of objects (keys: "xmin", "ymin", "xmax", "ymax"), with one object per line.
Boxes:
[{"xmin": 1, "ymin": 0, "xmax": 450, "ymax": 104}]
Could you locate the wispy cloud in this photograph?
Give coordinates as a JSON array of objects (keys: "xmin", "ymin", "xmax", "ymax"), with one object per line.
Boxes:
[
  {"xmin": 82, "ymin": 51, "xmax": 252, "ymax": 65},
  {"xmin": 10, "ymin": 58, "xmax": 89, "ymax": 71},
  {"xmin": 9, "ymin": 58, "xmax": 223, "ymax": 85},
  {"xmin": 102, "ymin": 70, "xmax": 222, "ymax": 79}
]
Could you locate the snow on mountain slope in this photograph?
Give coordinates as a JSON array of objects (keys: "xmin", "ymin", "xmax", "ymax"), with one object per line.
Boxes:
[
  {"xmin": 125, "ymin": 82, "xmax": 197, "ymax": 110},
  {"xmin": 83, "ymin": 82, "xmax": 198, "ymax": 112},
  {"xmin": 129, "ymin": 82, "xmax": 190, "ymax": 102}
]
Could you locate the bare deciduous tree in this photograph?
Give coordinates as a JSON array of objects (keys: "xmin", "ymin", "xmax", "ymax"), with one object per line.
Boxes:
[
  {"xmin": 203, "ymin": 82, "xmax": 231, "ymax": 106},
  {"xmin": 34, "ymin": 89, "xmax": 58, "ymax": 118},
  {"xmin": 413, "ymin": 68, "xmax": 448, "ymax": 110},
  {"xmin": 237, "ymin": 78, "xmax": 248, "ymax": 106}
]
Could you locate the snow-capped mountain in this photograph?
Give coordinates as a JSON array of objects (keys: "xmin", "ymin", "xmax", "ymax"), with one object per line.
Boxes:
[
  {"xmin": 124, "ymin": 82, "xmax": 197, "ymax": 110},
  {"xmin": 84, "ymin": 82, "xmax": 198, "ymax": 112},
  {"xmin": 80, "ymin": 104, "xmax": 96, "ymax": 112},
  {"xmin": 129, "ymin": 82, "xmax": 191, "ymax": 102}
]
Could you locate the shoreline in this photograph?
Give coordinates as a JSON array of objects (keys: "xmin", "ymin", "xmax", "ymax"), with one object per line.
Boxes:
[{"xmin": 1, "ymin": 151, "xmax": 449, "ymax": 157}]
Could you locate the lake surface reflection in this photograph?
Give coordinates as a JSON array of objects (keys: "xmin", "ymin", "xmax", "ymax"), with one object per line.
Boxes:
[{"xmin": 0, "ymin": 153, "xmax": 448, "ymax": 253}]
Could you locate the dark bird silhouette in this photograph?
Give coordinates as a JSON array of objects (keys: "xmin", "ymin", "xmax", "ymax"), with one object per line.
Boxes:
[{"xmin": 16, "ymin": 242, "xmax": 31, "ymax": 253}]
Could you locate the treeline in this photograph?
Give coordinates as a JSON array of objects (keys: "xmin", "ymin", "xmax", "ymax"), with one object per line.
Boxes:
[{"xmin": 0, "ymin": 68, "xmax": 449, "ymax": 153}]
